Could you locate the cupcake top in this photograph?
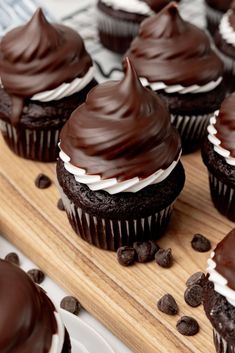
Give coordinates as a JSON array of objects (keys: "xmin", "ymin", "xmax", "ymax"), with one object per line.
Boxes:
[
  {"xmin": 206, "ymin": 0, "xmax": 232, "ymax": 13},
  {"xmin": 59, "ymin": 58, "xmax": 181, "ymax": 194},
  {"xmin": 208, "ymin": 93, "xmax": 235, "ymax": 166},
  {"xmin": 207, "ymin": 229, "xmax": 235, "ymax": 306},
  {"xmin": 0, "ymin": 8, "xmax": 93, "ymax": 125},
  {"xmin": 0, "ymin": 259, "xmax": 64, "ymax": 353},
  {"xmin": 125, "ymin": 2, "xmax": 223, "ymax": 94},
  {"xmin": 219, "ymin": 2, "xmax": 235, "ymax": 48}
]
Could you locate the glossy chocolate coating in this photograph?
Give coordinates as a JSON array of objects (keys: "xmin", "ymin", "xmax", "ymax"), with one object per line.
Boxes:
[
  {"xmin": 144, "ymin": 0, "xmax": 180, "ymax": 12},
  {"xmin": 60, "ymin": 58, "xmax": 181, "ymax": 181},
  {"xmin": 126, "ymin": 2, "xmax": 223, "ymax": 86},
  {"xmin": 213, "ymin": 229, "xmax": 235, "ymax": 290},
  {"xmin": 0, "ymin": 260, "xmax": 57, "ymax": 353}
]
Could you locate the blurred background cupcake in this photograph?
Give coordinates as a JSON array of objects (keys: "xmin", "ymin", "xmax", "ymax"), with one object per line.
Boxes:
[
  {"xmin": 202, "ymin": 93, "xmax": 235, "ymax": 222},
  {"xmin": 203, "ymin": 229, "xmax": 235, "ymax": 353},
  {"xmin": 96, "ymin": 0, "xmax": 180, "ymax": 54},
  {"xmin": 0, "ymin": 8, "xmax": 96, "ymax": 162},
  {"xmin": 204, "ymin": 0, "xmax": 232, "ymax": 35},
  {"xmin": 126, "ymin": 2, "xmax": 226, "ymax": 154},
  {"xmin": 57, "ymin": 59, "xmax": 185, "ymax": 250}
]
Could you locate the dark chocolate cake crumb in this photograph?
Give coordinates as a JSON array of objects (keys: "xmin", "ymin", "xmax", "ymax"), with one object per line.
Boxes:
[
  {"xmin": 27, "ymin": 269, "xmax": 45, "ymax": 284},
  {"xmin": 133, "ymin": 241, "xmax": 159, "ymax": 263},
  {"xmin": 191, "ymin": 234, "xmax": 211, "ymax": 252},
  {"xmin": 57, "ymin": 198, "xmax": 65, "ymax": 211},
  {"xmin": 155, "ymin": 248, "xmax": 173, "ymax": 268},
  {"xmin": 176, "ymin": 316, "xmax": 199, "ymax": 336},
  {"xmin": 157, "ymin": 294, "xmax": 179, "ymax": 315},
  {"xmin": 35, "ymin": 173, "xmax": 52, "ymax": 189},
  {"xmin": 117, "ymin": 246, "xmax": 136, "ymax": 266},
  {"xmin": 186, "ymin": 272, "xmax": 206, "ymax": 288},
  {"xmin": 184, "ymin": 285, "xmax": 203, "ymax": 307},
  {"xmin": 60, "ymin": 296, "xmax": 81, "ymax": 315},
  {"xmin": 5, "ymin": 252, "xmax": 20, "ymax": 266}
]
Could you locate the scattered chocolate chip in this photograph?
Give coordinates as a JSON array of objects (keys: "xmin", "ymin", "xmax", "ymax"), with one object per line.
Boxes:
[
  {"xmin": 60, "ymin": 296, "xmax": 81, "ymax": 315},
  {"xmin": 157, "ymin": 294, "xmax": 178, "ymax": 315},
  {"xmin": 133, "ymin": 242, "xmax": 151, "ymax": 263},
  {"xmin": 27, "ymin": 269, "xmax": 45, "ymax": 284},
  {"xmin": 117, "ymin": 246, "xmax": 136, "ymax": 266},
  {"xmin": 148, "ymin": 241, "xmax": 160, "ymax": 259},
  {"xmin": 5, "ymin": 252, "xmax": 20, "ymax": 266},
  {"xmin": 184, "ymin": 285, "xmax": 203, "ymax": 307},
  {"xmin": 57, "ymin": 198, "xmax": 65, "ymax": 211},
  {"xmin": 155, "ymin": 248, "xmax": 173, "ymax": 268},
  {"xmin": 191, "ymin": 234, "xmax": 211, "ymax": 252},
  {"xmin": 186, "ymin": 272, "xmax": 206, "ymax": 288},
  {"xmin": 176, "ymin": 316, "xmax": 199, "ymax": 336},
  {"xmin": 35, "ymin": 173, "xmax": 52, "ymax": 189}
]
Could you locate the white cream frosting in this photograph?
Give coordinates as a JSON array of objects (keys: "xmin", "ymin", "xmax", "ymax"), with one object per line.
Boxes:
[
  {"xmin": 219, "ymin": 10, "xmax": 235, "ymax": 47},
  {"xmin": 207, "ymin": 251, "xmax": 235, "ymax": 307},
  {"xmin": 50, "ymin": 308, "xmax": 65, "ymax": 353},
  {"xmin": 100, "ymin": 0, "xmax": 152, "ymax": 15},
  {"xmin": 140, "ymin": 76, "xmax": 222, "ymax": 94},
  {"xmin": 59, "ymin": 146, "xmax": 181, "ymax": 194},
  {"xmin": 207, "ymin": 112, "xmax": 235, "ymax": 166}
]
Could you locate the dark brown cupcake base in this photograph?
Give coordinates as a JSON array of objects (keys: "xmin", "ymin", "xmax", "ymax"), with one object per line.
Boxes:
[{"xmin": 62, "ymin": 328, "xmax": 72, "ymax": 353}]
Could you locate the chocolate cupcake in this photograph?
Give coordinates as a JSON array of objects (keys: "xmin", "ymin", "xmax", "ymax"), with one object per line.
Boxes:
[
  {"xmin": 56, "ymin": 58, "xmax": 185, "ymax": 251},
  {"xmin": 97, "ymin": 0, "xmax": 180, "ymax": 54},
  {"xmin": 205, "ymin": 0, "xmax": 232, "ymax": 35},
  {"xmin": 202, "ymin": 93, "xmax": 235, "ymax": 222},
  {"xmin": 0, "ymin": 8, "xmax": 96, "ymax": 162},
  {"xmin": 125, "ymin": 2, "xmax": 226, "ymax": 154},
  {"xmin": 203, "ymin": 229, "xmax": 235, "ymax": 353},
  {"xmin": 0, "ymin": 259, "xmax": 71, "ymax": 353}
]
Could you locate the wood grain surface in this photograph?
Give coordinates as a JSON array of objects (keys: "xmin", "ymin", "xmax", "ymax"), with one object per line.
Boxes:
[{"xmin": 0, "ymin": 135, "xmax": 233, "ymax": 353}]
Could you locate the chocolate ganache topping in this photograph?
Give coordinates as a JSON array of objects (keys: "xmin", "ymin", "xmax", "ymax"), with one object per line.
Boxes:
[
  {"xmin": 0, "ymin": 8, "xmax": 92, "ymax": 125},
  {"xmin": 214, "ymin": 93, "xmax": 235, "ymax": 157},
  {"xmin": 144, "ymin": 0, "xmax": 180, "ymax": 12},
  {"xmin": 126, "ymin": 2, "xmax": 223, "ymax": 86},
  {"xmin": 60, "ymin": 58, "xmax": 181, "ymax": 181},
  {"xmin": 213, "ymin": 229, "xmax": 235, "ymax": 290},
  {"xmin": 0, "ymin": 260, "xmax": 57, "ymax": 353}
]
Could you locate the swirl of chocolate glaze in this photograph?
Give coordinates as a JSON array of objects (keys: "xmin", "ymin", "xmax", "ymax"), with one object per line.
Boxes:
[
  {"xmin": 144, "ymin": 0, "xmax": 180, "ymax": 12},
  {"xmin": 0, "ymin": 259, "xmax": 57, "ymax": 353},
  {"xmin": 0, "ymin": 8, "xmax": 92, "ymax": 125},
  {"xmin": 206, "ymin": 0, "xmax": 232, "ymax": 13},
  {"xmin": 213, "ymin": 229, "xmax": 235, "ymax": 290},
  {"xmin": 125, "ymin": 2, "xmax": 223, "ymax": 86},
  {"xmin": 60, "ymin": 58, "xmax": 181, "ymax": 181},
  {"xmin": 214, "ymin": 93, "xmax": 235, "ymax": 157}
]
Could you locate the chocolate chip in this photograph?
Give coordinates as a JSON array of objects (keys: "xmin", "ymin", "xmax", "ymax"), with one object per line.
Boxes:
[
  {"xmin": 5, "ymin": 252, "xmax": 20, "ymax": 266},
  {"xmin": 157, "ymin": 294, "xmax": 178, "ymax": 315},
  {"xmin": 133, "ymin": 242, "xmax": 153, "ymax": 263},
  {"xmin": 191, "ymin": 234, "xmax": 211, "ymax": 252},
  {"xmin": 176, "ymin": 316, "xmax": 199, "ymax": 336},
  {"xmin": 27, "ymin": 269, "xmax": 45, "ymax": 284},
  {"xmin": 184, "ymin": 285, "xmax": 203, "ymax": 307},
  {"xmin": 57, "ymin": 198, "xmax": 65, "ymax": 211},
  {"xmin": 35, "ymin": 174, "xmax": 51, "ymax": 189},
  {"xmin": 60, "ymin": 296, "xmax": 81, "ymax": 315},
  {"xmin": 186, "ymin": 272, "xmax": 206, "ymax": 288},
  {"xmin": 148, "ymin": 241, "xmax": 160, "ymax": 259},
  {"xmin": 117, "ymin": 246, "xmax": 136, "ymax": 266},
  {"xmin": 155, "ymin": 248, "xmax": 173, "ymax": 268}
]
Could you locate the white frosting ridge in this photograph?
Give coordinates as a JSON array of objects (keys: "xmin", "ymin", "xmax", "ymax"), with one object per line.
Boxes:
[
  {"xmin": 207, "ymin": 112, "xmax": 235, "ymax": 166},
  {"xmin": 207, "ymin": 251, "xmax": 235, "ymax": 307},
  {"xmin": 100, "ymin": 0, "xmax": 152, "ymax": 15},
  {"xmin": 50, "ymin": 308, "xmax": 65, "ymax": 353},
  {"xmin": 140, "ymin": 76, "xmax": 222, "ymax": 94},
  {"xmin": 219, "ymin": 11, "xmax": 235, "ymax": 47},
  {"xmin": 59, "ymin": 146, "xmax": 181, "ymax": 194}
]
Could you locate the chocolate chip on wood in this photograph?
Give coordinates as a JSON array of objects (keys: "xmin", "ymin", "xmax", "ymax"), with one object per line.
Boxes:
[
  {"xmin": 57, "ymin": 198, "xmax": 65, "ymax": 211},
  {"xmin": 27, "ymin": 269, "xmax": 45, "ymax": 284},
  {"xmin": 157, "ymin": 294, "xmax": 179, "ymax": 315},
  {"xmin": 184, "ymin": 285, "xmax": 203, "ymax": 307},
  {"xmin": 186, "ymin": 272, "xmax": 206, "ymax": 288},
  {"xmin": 35, "ymin": 173, "xmax": 52, "ymax": 189},
  {"xmin": 60, "ymin": 296, "xmax": 81, "ymax": 315},
  {"xmin": 155, "ymin": 248, "xmax": 173, "ymax": 268},
  {"xmin": 117, "ymin": 246, "xmax": 136, "ymax": 266},
  {"xmin": 5, "ymin": 252, "xmax": 20, "ymax": 266},
  {"xmin": 191, "ymin": 234, "xmax": 211, "ymax": 252},
  {"xmin": 176, "ymin": 316, "xmax": 199, "ymax": 336}
]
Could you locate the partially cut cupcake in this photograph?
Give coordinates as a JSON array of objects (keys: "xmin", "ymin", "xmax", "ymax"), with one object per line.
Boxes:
[
  {"xmin": 205, "ymin": 0, "xmax": 232, "ymax": 34},
  {"xmin": 57, "ymin": 58, "xmax": 185, "ymax": 251},
  {"xmin": 0, "ymin": 8, "xmax": 96, "ymax": 162},
  {"xmin": 0, "ymin": 259, "xmax": 71, "ymax": 353},
  {"xmin": 125, "ymin": 2, "xmax": 225, "ymax": 153}
]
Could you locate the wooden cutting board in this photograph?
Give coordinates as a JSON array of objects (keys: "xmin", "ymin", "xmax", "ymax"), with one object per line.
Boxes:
[{"xmin": 0, "ymin": 135, "xmax": 233, "ymax": 353}]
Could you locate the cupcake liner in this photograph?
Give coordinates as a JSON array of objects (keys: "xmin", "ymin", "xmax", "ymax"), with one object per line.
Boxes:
[
  {"xmin": 0, "ymin": 119, "xmax": 61, "ymax": 162},
  {"xmin": 59, "ymin": 184, "xmax": 174, "ymax": 251},
  {"xmin": 171, "ymin": 112, "xmax": 213, "ymax": 154},
  {"xmin": 209, "ymin": 172, "xmax": 235, "ymax": 222},
  {"xmin": 213, "ymin": 329, "xmax": 235, "ymax": 353}
]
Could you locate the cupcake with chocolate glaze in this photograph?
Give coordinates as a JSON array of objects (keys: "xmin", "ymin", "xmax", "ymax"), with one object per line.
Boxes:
[
  {"xmin": 0, "ymin": 259, "xmax": 71, "ymax": 352},
  {"xmin": 97, "ymin": 0, "xmax": 180, "ymax": 54},
  {"xmin": 205, "ymin": 0, "xmax": 232, "ymax": 35},
  {"xmin": 56, "ymin": 58, "xmax": 185, "ymax": 251},
  {"xmin": 0, "ymin": 8, "xmax": 96, "ymax": 162},
  {"xmin": 125, "ymin": 2, "xmax": 226, "ymax": 154},
  {"xmin": 203, "ymin": 229, "xmax": 235, "ymax": 353},
  {"xmin": 202, "ymin": 93, "xmax": 235, "ymax": 222}
]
